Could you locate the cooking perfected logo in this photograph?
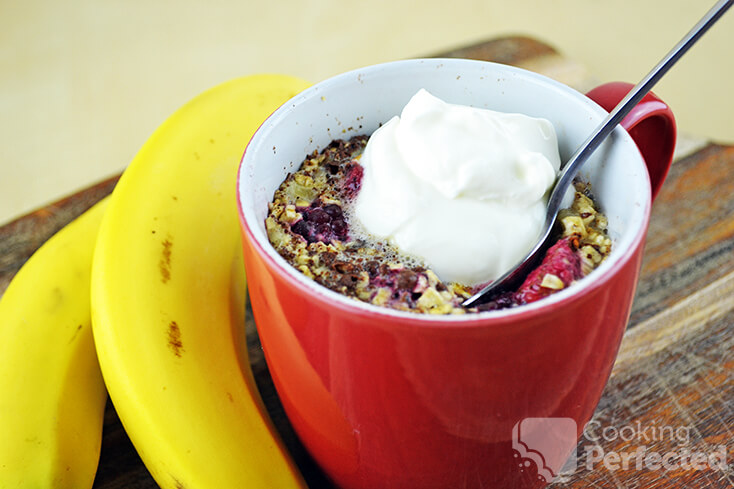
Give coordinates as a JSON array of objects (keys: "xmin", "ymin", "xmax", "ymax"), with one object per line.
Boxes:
[
  {"xmin": 512, "ymin": 417, "xmax": 730, "ymax": 483},
  {"xmin": 582, "ymin": 420, "xmax": 729, "ymax": 473},
  {"xmin": 511, "ymin": 417, "xmax": 578, "ymax": 483}
]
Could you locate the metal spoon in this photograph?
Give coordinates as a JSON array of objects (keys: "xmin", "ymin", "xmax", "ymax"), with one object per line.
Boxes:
[{"xmin": 463, "ymin": 0, "xmax": 733, "ymax": 308}]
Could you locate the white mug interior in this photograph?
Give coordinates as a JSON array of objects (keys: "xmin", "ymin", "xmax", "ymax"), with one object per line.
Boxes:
[{"xmin": 238, "ymin": 58, "xmax": 651, "ymax": 321}]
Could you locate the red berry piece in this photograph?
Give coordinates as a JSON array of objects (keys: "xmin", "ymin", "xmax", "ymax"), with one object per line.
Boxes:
[
  {"xmin": 291, "ymin": 219, "xmax": 317, "ymax": 243},
  {"xmin": 305, "ymin": 208, "xmax": 331, "ymax": 224},
  {"xmin": 476, "ymin": 291, "xmax": 518, "ymax": 311},
  {"xmin": 315, "ymin": 223, "xmax": 332, "ymax": 237},
  {"xmin": 515, "ymin": 237, "xmax": 582, "ymax": 305},
  {"xmin": 342, "ymin": 163, "xmax": 364, "ymax": 199},
  {"xmin": 331, "ymin": 219, "xmax": 348, "ymax": 240},
  {"xmin": 323, "ymin": 203, "xmax": 343, "ymax": 219}
]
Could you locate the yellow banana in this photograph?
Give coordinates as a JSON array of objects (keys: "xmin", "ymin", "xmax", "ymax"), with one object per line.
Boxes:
[
  {"xmin": 0, "ymin": 199, "xmax": 108, "ymax": 489},
  {"xmin": 91, "ymin": 75, "xmax": 310, "ymax": 488}
]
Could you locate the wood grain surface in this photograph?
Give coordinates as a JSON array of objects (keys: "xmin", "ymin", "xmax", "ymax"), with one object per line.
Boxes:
[{"xmin": 0, "ymin": 36, "xmax": 731, "ymax": 488}]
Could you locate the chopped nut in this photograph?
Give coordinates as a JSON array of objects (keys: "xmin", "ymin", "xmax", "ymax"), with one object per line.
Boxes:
[
  {"xmin": 417, "ymin": 288, "xmax": 442, "ymax": 307},
  {"xmin": 294, "ymin": 173, "xmax": 314, "ymax": 187},
  {"xmin": 312, "ymin": 242, "xmax": 329, "ymax": 253},
  {"xmin": 561, "ymin": 215, "xmax": 587, "ymax": 238},
  {"xmin": 572, "ymin": 192, "xmax": 596, "ymax": 218},
  {"xmin": 358, "ymin": 271, "xmax": 369, "ymax": 288},
  {"xmin": 580, "ymin": 245, "xmax": 602, "ymax": 264},
  {"xmin": 540, "ymin": 273, "xmax": 565, "ymax": 290},
  {"xmin": 371, "ymin": 288, "xmax": 391, "ymax": 306},
  {"xmin": 265, "ymin": 217, "xmax": 291, "ymax": 246},
  {"xmin": 579, "ymin": 212, "xmax": 595, "ymax": 226},
  {"xmin": 416, "ymin": 288, "xmax": 454, "ymax": 314},
  {"xmin": 282, "ymin": 205, "xmax": 299, "ymax": 223},
  {"xmin": 291, "ymin": 182, "xmax": 317, "ymax": 202},
  {"xmin": 298, "ymin": 265, "xmax": 314, "ymax": 279},
  {"xmin": 592, "ymin": 233, "xmax": 611, "ymax": 249},
  {"xmin": 580, "ymin": 254, "xmax": 595, "ymax": 276},
  {"xmin": 268, "ymin": 203, "xmax": 282, "ymax": 219},
  {"xmin": 449, "ymin": 282, "xmax": 473, "ymax": 298},
  {"xmin": 425, "ymin": 269, "xmax": 441, "ymax": 286}
]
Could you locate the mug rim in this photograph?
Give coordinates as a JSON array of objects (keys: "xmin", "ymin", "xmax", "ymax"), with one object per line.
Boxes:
[{"xmin": 237, "ymin": 58, "xmax": 653, "ymax": 326}]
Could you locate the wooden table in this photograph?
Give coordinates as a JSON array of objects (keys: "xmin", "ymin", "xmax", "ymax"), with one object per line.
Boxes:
[{"xmin": 1, "ymin": 37, "xmax": 732, "ymax": 488}]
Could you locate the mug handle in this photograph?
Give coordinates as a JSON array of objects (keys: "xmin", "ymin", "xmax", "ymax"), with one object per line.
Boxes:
[{"xmin": 586, "ymin": 82, "xmax": 677, "ymax": 202}]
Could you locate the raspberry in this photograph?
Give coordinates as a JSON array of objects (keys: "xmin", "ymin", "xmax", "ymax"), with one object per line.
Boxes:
[
  {"xmin": 342, "ymin": 163, "xmax": 364, "ymax": 199},
  {"xmin": 315, "ymin": 223, "xmax": 332, "ymax": 237},
  {"xmin": 291, "ymin": 219, "xmax": 316, "ymax": 243},
  {"xmin": 304, "ymin": 208, "xmax": 330, "ymax": 224},
  {"xmin": 291, "ymin": 202, "xmax": 349, "ymax": 244},
  {"xmin": 331, "ymin": 219, "xmax": 348, "ymax": 240},
  {"xmin": 515, "ymin": 237, "xmax": 582, "ymax": 305},
  {"xmin": 323, "ymin": 203, "xmax": 343, "ymax": 219},
  {"xmin": 476, "ymin": 291, "xmax": 517, "ymax": 311}
]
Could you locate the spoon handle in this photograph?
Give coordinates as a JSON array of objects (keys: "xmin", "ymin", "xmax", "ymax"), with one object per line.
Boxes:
[
  {"xmin": 551, "ymin": 0, "xmax": 733, "ymax": 210},
  {"xmin": 463, "ymin": 0, "xmax": 733, "ymax": 308}
]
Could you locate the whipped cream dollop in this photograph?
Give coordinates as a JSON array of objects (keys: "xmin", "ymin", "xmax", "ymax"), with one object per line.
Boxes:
[{"xmin": 353, "ymin": 89, "xmax": 561, "ymax": 285}]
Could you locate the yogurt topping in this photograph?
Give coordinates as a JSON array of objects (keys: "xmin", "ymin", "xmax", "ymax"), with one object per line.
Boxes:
[{"xmin": 353, "ymin": 89, "xmax": 561, "ymax": 285}]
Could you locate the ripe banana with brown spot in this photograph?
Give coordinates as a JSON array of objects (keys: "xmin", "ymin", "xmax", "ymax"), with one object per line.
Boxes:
[
  {"xmin": 91, "ymin": 74, "xmax": 310, "ymax": 488},
  {"xmin": 0, "ymin": 199, "xmax": 108, "ymax": 488}
]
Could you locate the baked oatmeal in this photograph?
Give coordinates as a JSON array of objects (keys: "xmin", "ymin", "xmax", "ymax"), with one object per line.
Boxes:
[{"xmin": 265, "ymin": 136, "xmax": 612, "ymax": 314}]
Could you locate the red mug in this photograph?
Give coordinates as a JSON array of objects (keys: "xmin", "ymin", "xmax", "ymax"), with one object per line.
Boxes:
[{"xmin": 237, "ymin": 59, "xmax": 676, "ymax": 489}]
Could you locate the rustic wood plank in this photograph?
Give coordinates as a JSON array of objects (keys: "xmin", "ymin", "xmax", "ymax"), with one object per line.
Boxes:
[
  {"xmin": 551, "ymin": 271, "xmax": 734, "ymax": 488},
  {"xmin": 0, "ymin": 176, "xmax": 119, "ymax": 296},
  {"xmin": 630, "ymin": 144, "xmax": 734, "ymax": 326},
  {"xmin": 438, "ymin": 35, "xmax": 558, "ymax": 64},
  {"xmin": 620, "ymin": 272, "xmax": 734, "ymax": 369},
  {"xmin": 92, "ymin": 401, "xmax": 157, "ymax": 488}
]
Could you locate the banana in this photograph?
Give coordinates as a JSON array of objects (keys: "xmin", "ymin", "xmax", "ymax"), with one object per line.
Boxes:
[
  {"xmin": 0, "ymin": 199, "xmax": 108, "ymax": 489},
  {"xmin": 91, "ymin": 75, "xmax": 310, "ymax": 488}
]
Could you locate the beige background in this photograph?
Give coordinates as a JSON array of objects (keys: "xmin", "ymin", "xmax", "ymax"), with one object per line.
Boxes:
[{"xmin": 2, "ymin": 0, "xmax": 733, "ymax": 224}]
